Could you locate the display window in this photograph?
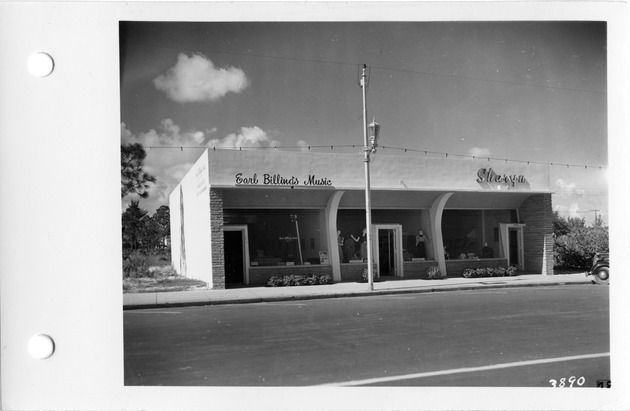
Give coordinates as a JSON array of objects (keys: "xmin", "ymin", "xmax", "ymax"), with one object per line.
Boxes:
[
  {"xmin": 336, "ymin": 209, "xmax": 426, "ymax": 262},
  {"xmin": 441, "ymin": 209, "xmax": 517, "ymax": 260},
  {"xmin": 224, "ymin": 209, "xmax": 328, "ymax": 266}
]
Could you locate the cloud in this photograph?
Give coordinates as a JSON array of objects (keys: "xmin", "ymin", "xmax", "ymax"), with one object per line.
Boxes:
[
  {"xmin": 122, "ymin": 119, "xmax": 208, "ymax": 147},
  {"xmin": 469, "ymin": 147, "xmax": 491, "ymax": 158},
  {"xmin": 121, "ymin": 120, "xmax": 300, "ymax": 213},
  {"xmin": 153, "ymin": 53, "xmax": 249, "ymax": 103},
  {"xmin": 207, "ymin": 126, "xmax": 281, "ymax": 149},
  {"xmin": 122, "ymin": 121, "xmax": 211, "ymax": 213},
  {"xmin": 555, "ymin": 178, "xmax": 585, "ymax": 196},
  {"xmin": 553, "ymin": 203, "xmax": 581, "ymax": 218}
]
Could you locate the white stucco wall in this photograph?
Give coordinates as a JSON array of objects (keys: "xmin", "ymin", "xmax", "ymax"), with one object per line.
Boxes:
[{"xmin": 169, "ymin": 151, "xmax": 213, "ymax": 287}]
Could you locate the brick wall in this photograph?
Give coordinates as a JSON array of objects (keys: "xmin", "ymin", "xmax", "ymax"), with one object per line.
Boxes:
[
  {"xmin": 210, "ymin": 188, "xmax": 226, "ymax": 289},
  {"xmin": 249, "ymin": 265, "xmax": 333, "ymax": 286},
  {"xmin": 402, "ymin": 261, "xmax": 439, "ymax": 279},
  {"xmin": 340, "ymin": 263, "xmax": 370, "ymax": 282},
  {"xmin": 519, "ymin": 193, "xmax": 554, "ymax": 275}
]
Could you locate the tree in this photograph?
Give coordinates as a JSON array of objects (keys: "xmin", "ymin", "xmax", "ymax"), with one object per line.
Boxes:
[
  {"xmin": 122, "ymin": 200, "xmax": 149, "ymax": 252},
  {"xmin": 553, "ymin": 211, "xmax": 571, "ymax": 237},
  {"xmin": 152, "ymin": 205, "xmax": 171, "ymax": 250},
  {"xmin": 593, "ymin": 214, "xmax": 604, "ymax": 228},
  {"xmin": 567, "ymin": 216, "xmax": 586, "ymax": 230},
  {"xmin": 121, "ymin": 143, "xmax": 156, "ymax": 199}
]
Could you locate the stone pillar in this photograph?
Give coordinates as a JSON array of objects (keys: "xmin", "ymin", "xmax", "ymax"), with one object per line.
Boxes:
[
  {"xmin": 518, "ymin": 193, "xmax": 554, "ymax": 275},
  {"xmin": 210, "ymin": 188, "xmax": 226, "ymax": 289}
]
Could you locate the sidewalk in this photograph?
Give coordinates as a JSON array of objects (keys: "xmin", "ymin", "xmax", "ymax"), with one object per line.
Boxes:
[{"xmin": 123, "ymin": 273, "xmax": 593, "ymax": 310}]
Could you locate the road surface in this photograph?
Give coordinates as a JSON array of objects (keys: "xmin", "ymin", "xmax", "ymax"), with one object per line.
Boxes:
[{"xmin": 124, "ymin": 284, "xmax": 609, "ymax": 387}]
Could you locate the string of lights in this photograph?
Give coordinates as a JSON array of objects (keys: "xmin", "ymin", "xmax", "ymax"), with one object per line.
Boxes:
[{"xmin": 144, "ymin": 144, "xmax": 607, "ymax": 170}]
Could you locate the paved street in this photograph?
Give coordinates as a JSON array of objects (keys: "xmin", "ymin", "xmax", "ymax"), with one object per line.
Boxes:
[{"xmin": 124, "ymin": 285, "xmax": 609, "ymax": 387}]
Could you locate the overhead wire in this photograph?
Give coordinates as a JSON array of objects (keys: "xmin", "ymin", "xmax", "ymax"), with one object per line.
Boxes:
[{"xmin": 142, "ymin": 144, "xmax": 607, "ymax": 170}]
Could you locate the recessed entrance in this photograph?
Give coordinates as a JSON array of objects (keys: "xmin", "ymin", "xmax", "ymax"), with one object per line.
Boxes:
[
  {"xmin": 374, "ymin": 224, "xmax": 403, "ymax": 277},
  {"xmin": 499, "ymin": 223, "xmax": 525, "ymax": 270},
  {"xmin": 224, "ymin": 225, "xmax": 249, "ymax": 287}
]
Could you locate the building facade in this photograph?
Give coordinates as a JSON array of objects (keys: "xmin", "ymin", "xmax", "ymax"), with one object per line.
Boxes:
[{"xmin": 169, "ymin": 149, "xmax": 554, "ymax": 289}]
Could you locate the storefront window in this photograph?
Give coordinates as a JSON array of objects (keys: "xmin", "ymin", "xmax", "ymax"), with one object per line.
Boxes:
[
  {"xmin": 442, "ymin": 209, "xmax": 516, "ymax": 260},
  {"xmin": 337, "ymin": 209, "xmax": 425, "ymax": 262},
  {"xmin": 224, "ymin": 209, "xmax": 327, "ymax": 266}
]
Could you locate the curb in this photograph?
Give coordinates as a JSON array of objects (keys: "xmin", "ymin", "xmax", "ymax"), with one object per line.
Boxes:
[{"xmin": 123, "ymin": 279, "xmax": 591, "ymax": 310}]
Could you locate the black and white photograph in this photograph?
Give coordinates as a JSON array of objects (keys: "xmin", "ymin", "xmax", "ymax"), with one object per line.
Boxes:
[
  {"xmin": 120, "ymin": 20, "xmax": 610, "ymax": 387},
  {"xmin": 1, "ymin": 1, "xmax": 628, "ymax": 410}
]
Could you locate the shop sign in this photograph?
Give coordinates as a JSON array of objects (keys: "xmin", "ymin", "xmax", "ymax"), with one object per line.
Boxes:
[
  {"xmin": 477, "ymin": 168, "xmax": 526, "ymax": 189},
  {"xmin": 235, "ymin": 173, "xmax": 333, "ymax": 187}
]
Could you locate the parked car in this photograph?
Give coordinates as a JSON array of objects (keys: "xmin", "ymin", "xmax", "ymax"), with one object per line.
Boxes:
[{"xmin": 587, "ymin": 252, "xmax": 609, "ymax": 285}]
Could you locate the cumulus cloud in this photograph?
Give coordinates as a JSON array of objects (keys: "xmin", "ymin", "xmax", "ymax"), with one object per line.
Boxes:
[
  {"xmin": 207, "ymin": 126, "xmax": 281, "ymax": 149},
  {"xmin": 469, "ymin": 147, "xmax": 491, "ymax": 158},
  {"xmin": 121, "ymin": 120, "xmax": 294, "ymax": 213},
  {"xmin": 153, "ymin": 53, "xmax": 249, "ymax": 103},
  {"xmin": 553, "ymin": 203, "xmax": 581, "ymax": 218},
  {"xmin": 122, "ymin": 119, "xmax": 208, "ymax": 147},
  {"xmin": 555, "ymin": 178, "xmax": 585, "ymax": 196},
  {"xmin": 121, "ymin": 120, "xmax": 211, "ymax": 213}
]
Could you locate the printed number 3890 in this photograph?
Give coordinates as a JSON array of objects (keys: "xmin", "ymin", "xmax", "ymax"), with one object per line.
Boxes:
[{"xmin": 549, "ymin": 376, "xmax": 585, "ymax": 387}]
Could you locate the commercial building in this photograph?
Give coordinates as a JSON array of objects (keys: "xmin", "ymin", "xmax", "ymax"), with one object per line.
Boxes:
[{"xmin": 169, "ymin": 149, "xmax": 554, "ymax": 289}]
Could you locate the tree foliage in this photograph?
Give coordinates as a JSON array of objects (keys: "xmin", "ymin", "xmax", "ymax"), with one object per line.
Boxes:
[
  {"xmin": 121, "ymin": 143, "xmax": 156, "ymax": 199},
  {"xmin": 122, "ymin": 201, "xmax": 170, "ymax": 254},
  {"xmin": 553, "ymin": 212, "xmax": 608, "ymax": 269}
]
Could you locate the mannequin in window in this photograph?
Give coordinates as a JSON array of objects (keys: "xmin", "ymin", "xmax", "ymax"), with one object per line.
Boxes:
[
  {"xmin": 337, "ymin": 230, "xmax": 346, "ymax": 263},
  {"xmin": 351, "ymin": 228, "xmax": 367, "ymax": 261},
  {"xmin": 415, "ymin": 230, "xmax": 427, "ymax": 258},
  {"xmin": 344, "ymin": 235, "xmax": 355, "ymax": 261}
]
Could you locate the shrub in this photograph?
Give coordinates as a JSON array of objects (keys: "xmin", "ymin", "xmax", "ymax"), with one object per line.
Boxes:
[
  {"xmin": 462, "ymin": 266, "xmax": 518, "ymax": 278},
  {"xmin": 266, "ymin": 274, "xmax": 332, "ymax": 287},
  {"xmin": 426, "ymin": 266, "xmax": 441, "ymax": 279},
  {"xmin": 123, "ymin": 253, "xmax": 151, "ymax": 278},
  {"xmin": 554, "ymin": 226, "xmax": 609, "ymax": 269},
  {"xmin": 361, "ymin": 268, "xmax": 376, "ymax": 282}
]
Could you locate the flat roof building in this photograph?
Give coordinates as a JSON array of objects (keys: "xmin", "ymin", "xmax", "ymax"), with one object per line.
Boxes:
[{"xmin": 169, "ymin": 149, "xmax": 554, "ymax": 289}]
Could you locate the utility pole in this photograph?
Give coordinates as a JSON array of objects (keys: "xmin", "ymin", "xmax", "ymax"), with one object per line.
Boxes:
[
  {"xmin": 577, "ymin": 209, "xmax": 602, "ymax": 226},
  {"xmin": 360, "ymin": 64, "xmax": 375, "ymax": 291}
]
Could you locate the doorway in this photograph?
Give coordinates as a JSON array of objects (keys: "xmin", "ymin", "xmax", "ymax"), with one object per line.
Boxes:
[
  {"xmin": 224, "ymin": 225, "xmax": 249, "ymax": 287},
  {"xmin": 374, "ymin": 224, "xmax": 403, "ymax": 277},
  {"xmin": 499, "ymin": 223, "xmax": 525, "ymax": 270}
]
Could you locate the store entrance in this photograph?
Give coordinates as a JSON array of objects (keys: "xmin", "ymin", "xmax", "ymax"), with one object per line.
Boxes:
[
  {"xmin": 499, "ymin": 224, "xmax": 525, "ymax": 271},
  {"xmin": 224, "ymin": 225, "xmax": 249, "ymax": 287},
  {"xmin": 374, "ymin": 224, "xmax": 403, "ymax": 278},
  {"xmin": 378, "ymin": 229, "xmax": 395, "ymax": 276}
]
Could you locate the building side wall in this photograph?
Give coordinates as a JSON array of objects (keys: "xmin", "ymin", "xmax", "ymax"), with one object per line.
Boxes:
[
  {"xmin": 519, "ymin": 193, "xmax": 554, "ymax": 275},
  {"xmin": 210, "ymin": 188, "xmax": 226, "ymax": 289}
]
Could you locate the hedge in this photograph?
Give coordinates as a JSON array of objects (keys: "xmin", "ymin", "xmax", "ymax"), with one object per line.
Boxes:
[
  {"xmin": 462, "ymin": 266, "xmax": 517, "ymax": 278},
  {"xmin": 266, "ymin": 274, "xmax": 332, "ymax": 287}
]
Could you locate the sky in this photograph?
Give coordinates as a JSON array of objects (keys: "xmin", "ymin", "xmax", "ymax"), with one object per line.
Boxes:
[{"xmin": 120, "ymin": 21, "xmax": 608, "ymax": 225}]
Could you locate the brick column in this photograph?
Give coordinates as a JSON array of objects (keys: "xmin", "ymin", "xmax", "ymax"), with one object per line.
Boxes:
[
  {"xmin": 210, "ymin": 188, "xmax": 225, "ymax": 289},
  {"xmin": 519, "ymin": 193, "xmax": 554, "ymax": 275}
]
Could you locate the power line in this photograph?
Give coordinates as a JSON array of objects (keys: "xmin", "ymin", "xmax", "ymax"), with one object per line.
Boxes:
[
  {"xmin": 143, "ymin": 144, "xmax": 607, "ymax": 170},
  {"xmin": 139, "ymin": 43, "xmax": 605, "ymax": 95}
]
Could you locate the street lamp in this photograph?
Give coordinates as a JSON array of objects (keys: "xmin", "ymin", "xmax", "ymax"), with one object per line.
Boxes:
[{"xmin": 360, "ymin": 64, "xmax": 380, "ymax": 291}]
